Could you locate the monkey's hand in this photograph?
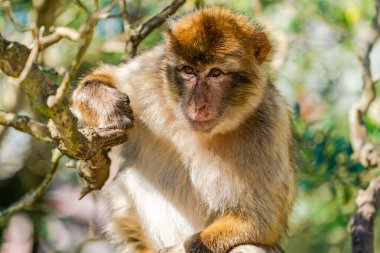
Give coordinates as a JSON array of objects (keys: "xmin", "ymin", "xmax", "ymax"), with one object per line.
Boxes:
[
  {"xmin": 158, "ymin": 213, "xmax": 283, "ymax": 253},
  {"xmin": 158, "ymin": 243, "xmax": 283, "ymax": 253},
  {"xmin": 70, "ymin": 78, "xmax": 134, "ymax": 198},
  {"xmin": 71, "ymin": 80, "xmax": 134, "ymax": 130}
]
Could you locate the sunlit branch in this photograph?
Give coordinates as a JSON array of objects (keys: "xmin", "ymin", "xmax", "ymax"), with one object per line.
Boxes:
[
  {"xmin": 124, "ymin": 0, "xmax": 186, "ymax": 58},
  {"xmin": 0, "ymin": 110, "xmax": 55, "ymax": 144},
  {"xmin": 351, "ymin": 177, "xmax": 380, "ymax": 253}
]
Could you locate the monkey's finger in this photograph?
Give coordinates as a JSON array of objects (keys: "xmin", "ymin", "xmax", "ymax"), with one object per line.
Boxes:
[
  {"xmin": 158, "ymin": 243, "xmax": 186, "ymax": 253},
  {"xmin": 79, "ymin": 185, "xmax": 94, "ymax": 200}
]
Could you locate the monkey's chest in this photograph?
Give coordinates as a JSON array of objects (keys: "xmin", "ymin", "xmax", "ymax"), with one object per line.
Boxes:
[
  {"xmin": 119, "ymin": 128, "xmax": 248, "ymax": 248},
  {"xmin": 122, "ymin": 165, "xmax": 208, "ymax": 248}
]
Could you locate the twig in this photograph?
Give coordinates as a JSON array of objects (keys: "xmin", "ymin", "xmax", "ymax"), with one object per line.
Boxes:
[
  {"xmin": 351, "ymin": 177, "xmax": 380, "ymax": 253},
  {"xmin": 0, "ymin": 110, "xmax": 55, "ymax": 143},
  {"xmin": 40, "ymin": 26, "xmax": 82, "ymax": 49},
  {"xmin": 1, "ymin": 1, "xmax": 41, "ymax": 85},
  {"xmin": 0, "ymin": 34, "xmax": 85, "ymax": 154},
  {"xmin": 10, "ymin": 39, "xmax": 39, "ymax": 85},
  {"xmin": 47, "ymin": 0, "xmax": 119, "ymax": 108},
  {"xmin": 0, "ymin": 149, "xmax": 63, "ymax": 222},
  {"xmin": 1, "ymin": 0, "xmax": 35, "ymax": 31},
  {"xmin": 46, "ymin": 27, "xmax": 95, "ymax": 107},
  {"xmin": 120, "ymin": 0, "xmax": 130, "ymax": 21},
  {"xmin": 124, "ymin": 0, "xmax": 186, "ymax": 58},
  {"xmin": 94, "ymin": 0, "xmax": 99, "ymax": 11},
  {"xmin": 75, "ymin": 0, "xmax": 90, "ymax": 15}
]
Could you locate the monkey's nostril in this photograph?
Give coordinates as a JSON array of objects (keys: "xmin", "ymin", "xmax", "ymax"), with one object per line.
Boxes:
[
  {"xmin": 193, "ymin": 104, "xmax": 210, "ymax": 120},
  {"xmin": 198, "ymin": 104, "xmax": 207, "ymax": 113}
]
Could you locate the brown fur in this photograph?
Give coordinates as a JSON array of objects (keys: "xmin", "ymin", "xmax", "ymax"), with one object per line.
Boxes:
[
  {"xmin": 111, "ymin": 209, "xmax": 155, "ymax": 253},
  {"xmin": 71, "ymin": 7, "xmax": 296, "ymax": 253}
]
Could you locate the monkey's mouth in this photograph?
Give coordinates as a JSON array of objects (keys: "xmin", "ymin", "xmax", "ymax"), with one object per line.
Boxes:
[{"xmin": 188, "ymin": 118, "xmax": 218, "ymax": 132}]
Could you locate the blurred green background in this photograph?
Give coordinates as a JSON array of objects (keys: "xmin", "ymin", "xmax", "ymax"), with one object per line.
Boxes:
[{"xmin": 1, "ymin": 0, "xmax": 380, "ymax": 252}]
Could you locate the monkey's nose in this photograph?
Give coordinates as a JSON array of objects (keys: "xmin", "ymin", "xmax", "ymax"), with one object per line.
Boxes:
[{"xmin": 189, "ymin": 104, "xmax": 210, "ymax": 121}]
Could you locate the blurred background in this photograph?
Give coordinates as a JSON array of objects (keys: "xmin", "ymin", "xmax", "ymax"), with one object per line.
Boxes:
[{"xmin": 0, "ymin": 0, "xmax": 380, "ymax": 252}]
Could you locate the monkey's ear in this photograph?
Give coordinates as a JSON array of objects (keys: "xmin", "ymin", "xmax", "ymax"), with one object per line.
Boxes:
[
  {"xmin": 253, "ymin": 30, "xmax": 272, "ymax": 64},
  {"xmin": 162, "ymin": 19, "xmax": 176, "ymax": 43}
]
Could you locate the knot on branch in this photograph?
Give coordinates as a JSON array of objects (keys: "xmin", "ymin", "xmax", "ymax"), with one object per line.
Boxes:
[
  {"xmin": 77, "ymin": 150, "xmax": 111, "ymax": 199},
  {"xmin": 351, "ymin": 142, "xmax": 380, "ymax": 168},
  {"xmin": 48, "ymin": 119, "xmax": 131, "ymax": 198},
  {"xmin": 48, "ymin": 120, "xmax": 130, "ymax": 160}
]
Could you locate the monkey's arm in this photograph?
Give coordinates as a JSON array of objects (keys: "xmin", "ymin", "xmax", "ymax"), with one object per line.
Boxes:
[
  {"xmin": 161, "ymin": 213, "xmax": 282, "ymax": 253},
  {"xmin": 71, "ymin": 45, "xmax": 165, "ymax": 129},
  {"xmin": 71, "ymin": 65, "xmax": 134, "ymax": 130}
]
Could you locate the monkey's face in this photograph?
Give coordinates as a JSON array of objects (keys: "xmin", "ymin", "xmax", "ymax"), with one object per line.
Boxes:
[
  {"xmin": 175, "ymin": 63, "xmax": 232, "ymax": 132},
  {"xmin": 165, "ymin": 57, "xmax": 265, "ymax": 133},
  {"xmin": 163, "ymin": 7, "xmax": 272, "ymax": 134}
]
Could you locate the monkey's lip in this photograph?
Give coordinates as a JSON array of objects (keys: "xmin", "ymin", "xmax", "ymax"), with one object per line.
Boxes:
[{"xmin": 188, "ymin": 118, "xmax": 218, "ymax": 132}]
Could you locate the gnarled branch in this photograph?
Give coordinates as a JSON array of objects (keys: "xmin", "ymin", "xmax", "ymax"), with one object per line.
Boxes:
[
  {"xmin": 351, "ymin": 177, "xmax": 380, "ymax": 253},
  {"xmin": 0, "ymin": 110, "xmax": 54, "ymax": 144},
  {"xmin": 349, "ymin": 0, "xmax": 380, "ymax": 168},
  {"xmin": 349, "ymin": 0, "xmax": 380, "ymax": 252}
]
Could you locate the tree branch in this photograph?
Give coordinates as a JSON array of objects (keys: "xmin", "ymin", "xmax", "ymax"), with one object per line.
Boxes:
[
  {"xmin": 0, "ymin": 0, "xmax": 180, "ymax": 200},
  {"xmin": 0, "ymin": 110, "xmax": 55, "ymax": 144},
  {"xmin": 11, "ymin": 38, "xmax": 40, "ymax": 86},
  {"xmin": 40, "ymin": 26, "xmax": 81, "ymax": 49},
  {"xmin": 349, "ymin": 1, "xmax": 380, "ymax": 253},
  {"xmin": 0, "ymin": 33, "xmax": 87, "ymax": 156},
  {"xmin": 351, "ymin": 177, "xmax": 380, "ymax": 253},
  {"xmin": 124, "ymin": 0, "xmax": 186, "ymax": 58},
  {"xmin": 1, "ymin": 1, "xmax": 35, "ymax": 31},
  {"xmin": 349, "ymin": 0, "xmax": 380, "ymax": 168},
  {"xmin": 0, "ymin": 31, "xmax": 129, "ymax": 197},
  {"xmin": 0, "ymin": 149, "xmax": 63, "ymax": 222},
  {"xmin": 47, "ymin": 0, "xmax": 119, "ymax": 107},
  {"xmin": 75, "ymin": 0, "xmax": 91, "ymax": 15}
]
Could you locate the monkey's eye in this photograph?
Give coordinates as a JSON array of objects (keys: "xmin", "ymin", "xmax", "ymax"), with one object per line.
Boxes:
[
  {"xmin": 209, "ymin": 68, "xmax": 222, "ymax": 77},
  {"xmin": 182, "ymin": 66, "xmax": 195, "ymax": 75}
]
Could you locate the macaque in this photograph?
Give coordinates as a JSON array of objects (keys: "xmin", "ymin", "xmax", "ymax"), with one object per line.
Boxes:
[{"xmin": 71, "ymin": 7, "xmax": 296, "ymax": 253}]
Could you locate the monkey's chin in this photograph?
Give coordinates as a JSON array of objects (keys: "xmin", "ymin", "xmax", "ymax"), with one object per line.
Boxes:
[{"xmin": 189, "ymin": 119, "xmax": 218, "ymax": 133}]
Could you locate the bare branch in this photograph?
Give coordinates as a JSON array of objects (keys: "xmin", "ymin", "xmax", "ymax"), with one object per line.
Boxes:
[
  {"xmin": 120, "ymin": 0, "xmax": 130, "ymax": 20},
  {"xmin": 349, "ymin": 1, "xmax": 380, "ymax": 252},
  {"xmin": 0, "ymin": 33, "xmax": 86, "ymax": 155},
  {"xmin": 40, "ymin": 26, "xmax": 82, "ymax": 49},
  {"xmin": 47, "ymin": 0, "xmax": 119, "ymax": 108},
  {"xmin": 124, "ymin": 0, "xmax": 186, "ymax": 58},
  {"xmin": 351, "ymin": 177, "xmax": 380, "ymax": 253},
  {"xmin": 0, "ymin": 149, "xmax": 63, "ymax": 222},
  {"xmin": 349, "ymin": 0, "xmax": 380, "ymax": 168},
  {"xmin": 137, "ymin": 0, "xmax": 186, "ymax": 40},
  {"xmin": 47, "ymin": 25, "xmax": 95, "ymax": 107},
  {"xmin": 94, "ymin": 0, "xmax": 100, "ymax": 11},
  {"xmin": 1, "ymin": 1, "xmax": 35, "ymax": 31},
  {"xmin": 0, "ymin": 110, "xmax": 55, "ymax": 143},
  {"xmin": 96, "ymin": 0, "xmax": 120, "ymax": 18},
  {"xmin": 75, "ymin": 0, "xmax": 90, "ymax": 15},
  {"xmin": 0, "ymin": 32, "xmax": 131, "ymax": 197},
  {"xmin": 10, "ymin": 40, "xmax": 39, "ymax": 85}
]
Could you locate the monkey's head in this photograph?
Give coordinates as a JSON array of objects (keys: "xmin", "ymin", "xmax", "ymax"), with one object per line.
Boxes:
[{"xmin": 163, "ymin": 7, "xmax": 272, "ymax": 134}]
